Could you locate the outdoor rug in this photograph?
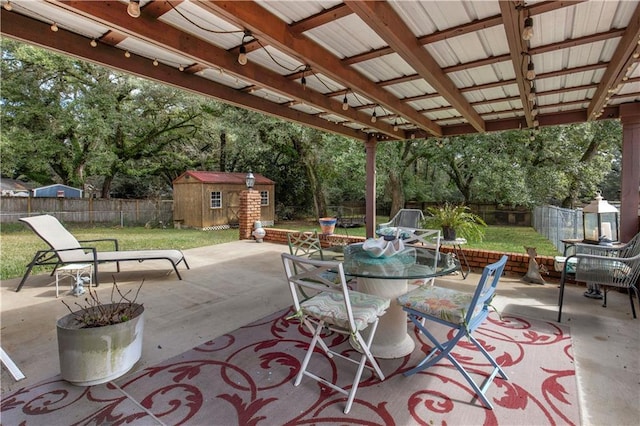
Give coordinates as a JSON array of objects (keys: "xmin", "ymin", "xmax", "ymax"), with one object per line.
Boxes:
[{"xmin": 1, "ymin": 309, "xmax": 579, "ymax": 425}]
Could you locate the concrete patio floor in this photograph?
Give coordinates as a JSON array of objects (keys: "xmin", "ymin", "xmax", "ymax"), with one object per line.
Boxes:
[{"xmin": 1, "ymin": 240, "xmax": 638, "ymax": 425}]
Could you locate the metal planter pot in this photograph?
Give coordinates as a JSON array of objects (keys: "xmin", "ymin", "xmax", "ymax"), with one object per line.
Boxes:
[{"xmin": 56, "ymin": 303, "xmax": 144, "ymax": 386}]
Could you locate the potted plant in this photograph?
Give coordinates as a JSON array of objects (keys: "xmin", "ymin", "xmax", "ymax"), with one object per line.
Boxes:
[
  {"xmin": 57, "ymin": 280, "xmax": 144, "ymax": 386},
  {"xmin": 422, "ymin": 203, "xmax": 487, "ymax": 242}
]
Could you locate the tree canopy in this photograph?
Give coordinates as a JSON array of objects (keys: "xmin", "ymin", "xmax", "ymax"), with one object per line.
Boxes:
[{"xmin": 1, "ymin": 39, "xmax": 621, "ymax": 218}]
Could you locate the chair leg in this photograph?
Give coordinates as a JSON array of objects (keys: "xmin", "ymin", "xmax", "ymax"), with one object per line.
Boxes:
[
  {"xmin": 557, "ymin": 273, "xmax": 567, "ymax": 322},
  {"xmin": 15, "ymin": 250, "xmax": 50, "ymax": 292},
  {"xmin": 15, "ymin": 259, "xmax": 37, "ymax": 292},
  {"xmin": 343, "ymin": 320, "xmax": 384, "ymax": 414},
  {"xmin": 629, "ymin": 287, "xmax": 638, "ymax": 319},
  {"xmin": 293, "ymin": 317, "xmax": 384, "ymax": 415},
  {"xmin": 294, "ymin": 320, "xmax": 324, "ymax": 387},
  {"xmin": 404, "ymin": 315, "xmax": 464, "ymax": 376},
  {"xmin": 404, "ymin": 313, "xmax": 508, "ymax": 410}
]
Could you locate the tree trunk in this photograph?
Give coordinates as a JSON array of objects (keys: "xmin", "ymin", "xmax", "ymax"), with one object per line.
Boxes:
[
  {"xmin": 219, "ymin": 131, "xmax": 227, "ymax": 172},
  {"xmin": 388, "ymin": 171, "xmax": 405, "ymax": 217},
  {"xmin": 101, "ymin": 175, "xmax": 113, "ymax": 199}
]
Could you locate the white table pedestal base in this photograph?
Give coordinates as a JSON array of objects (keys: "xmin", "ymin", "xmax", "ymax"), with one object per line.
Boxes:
[{"xmin": 357, "ymin": 277, "xmax": 415, "ymax": 359}]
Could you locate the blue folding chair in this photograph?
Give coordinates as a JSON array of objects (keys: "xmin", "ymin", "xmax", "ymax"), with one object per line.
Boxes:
[{"xmin": 397, "ymin": 255, "xmax": 509, "ymax": 409}]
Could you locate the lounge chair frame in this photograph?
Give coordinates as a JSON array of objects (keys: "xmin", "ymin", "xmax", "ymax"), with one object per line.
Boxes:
[{"xmin": 16, "ymin": 215, "xmax": 189, "ymax": 292}]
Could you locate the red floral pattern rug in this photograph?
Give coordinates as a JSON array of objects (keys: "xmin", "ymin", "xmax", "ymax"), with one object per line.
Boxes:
[{"xmin": 1, "ymin": 309, "xmax": 579, "ymax": 425}]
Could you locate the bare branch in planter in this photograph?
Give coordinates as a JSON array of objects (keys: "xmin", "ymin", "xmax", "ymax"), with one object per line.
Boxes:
[{"xmin": 60, "ymin": 277, "xmax": 145, "ymax": 328}]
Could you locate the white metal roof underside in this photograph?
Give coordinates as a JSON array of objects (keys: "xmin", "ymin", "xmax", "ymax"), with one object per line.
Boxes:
[{"xmin": 1, "ymin": 0, "xmax": 639, "ymax": 141}]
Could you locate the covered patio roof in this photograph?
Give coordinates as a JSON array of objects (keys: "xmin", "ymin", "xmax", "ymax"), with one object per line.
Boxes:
[{"xmin": 1, "ymin": 0, "xmax": 639, "ymax": 237}]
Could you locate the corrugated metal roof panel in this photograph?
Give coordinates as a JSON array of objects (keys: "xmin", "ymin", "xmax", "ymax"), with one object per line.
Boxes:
[
  {"xmin": 306, "ymin": 14, "xmax": 386, "ymax": 59},
  {"xmin": 160, "ymin": 2, "xmax": 242, "ymax": 51},
  {"xmin": 256, "ymin": 0, "xmax": 342, "ymax": 24}
]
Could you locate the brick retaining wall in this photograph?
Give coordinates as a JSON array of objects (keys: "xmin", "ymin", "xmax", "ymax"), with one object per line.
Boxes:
[{"xmin": 262, "ymin": 228, "xmax": 563, "ymax": 282}]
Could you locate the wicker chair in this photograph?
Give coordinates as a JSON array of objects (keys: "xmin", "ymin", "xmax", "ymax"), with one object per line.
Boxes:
[{"xmin": 557, "ymin": 232, "xmax": 640, "ymax": 322}]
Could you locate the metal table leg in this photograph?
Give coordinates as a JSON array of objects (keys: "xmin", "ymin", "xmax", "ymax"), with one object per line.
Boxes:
[{"xmin": 453, "ymin": 244, "xmax": 470, "ymax": 279}]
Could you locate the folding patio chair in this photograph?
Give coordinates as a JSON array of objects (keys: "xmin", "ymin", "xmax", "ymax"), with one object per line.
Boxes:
[
  {"xmin": 377, "ymin": 208, "xmax": 424, "ymax": 231},
  {"xmin": 287, "ymin": 230, "xmax": 325, "ymax": 259},
  {"xmin": 281, "ymin": 253, "xmax": 390, "ymax": 414},
  {"xmin": 397, "ymin": 255, "xmax": 509, "ymax": 409},
  {"xmin": 17, "ymin": 214, "xmax": 189, "ymax": 291}
]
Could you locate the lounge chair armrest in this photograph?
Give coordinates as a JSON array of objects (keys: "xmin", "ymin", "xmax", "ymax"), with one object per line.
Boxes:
[
  {"xmin": 54, "ymin": 246, "xmax": 99, "ymax": 259},
  {"xmin": 78, "ymin": 238, "xmax": 119, "ymax": 251}
]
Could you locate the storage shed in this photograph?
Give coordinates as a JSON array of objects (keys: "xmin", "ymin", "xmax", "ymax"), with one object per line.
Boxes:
[
  {"xmin": 173, "ymin": 171, "xmax": 275, "ymax": 230},
  {"xmin": 33, "ymin": 184, "xmax": 83, "ymax": 198}
]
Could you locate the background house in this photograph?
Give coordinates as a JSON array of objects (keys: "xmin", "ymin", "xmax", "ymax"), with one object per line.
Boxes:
[
  {"xmin": 32, "ymin": 184, "xmax": 83, "ymax": 198},
  {"xmin": 173, "ymin": 171, "xmax": 275, "ymax": 230},
  {"xmin": 0, "ymin": 178, "xmax": 33, "ymax": 197}
]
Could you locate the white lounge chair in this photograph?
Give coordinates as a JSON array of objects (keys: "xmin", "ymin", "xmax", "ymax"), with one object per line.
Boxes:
[{"xmin": 16, "ymin": 215, "xmax": 189, "ymax": 292}]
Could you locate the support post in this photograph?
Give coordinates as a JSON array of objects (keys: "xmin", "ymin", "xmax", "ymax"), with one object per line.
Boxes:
[
  {"xmin": 365, "ymin": 134, "xmax": 377, "ymax": 239},
  {"xmin": 619, "ymin": 104, "xmax": 640, "ymax": 242},
  {"xmin": 239, "ymin": 189, "xmax": 262, "ymax": 240}
]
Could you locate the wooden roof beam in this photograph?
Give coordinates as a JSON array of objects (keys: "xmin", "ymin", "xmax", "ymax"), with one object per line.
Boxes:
[
  {"xmin": 53, "ymin": 0, "xmax": 401, "ymax": 139},
  {"xmin": 0, "ymin": 10, "xmax": 365, "ymax": 141},
  {"xmin": 200, "ymin": 0, "xmax": 442, "ymax": 136},
  {"xmin": 499, "ymin": 0, "xmax": 535, "ymax": 128},
  {"xmin": 345, "ymin": 0, "xmax": 485, "ymax": 132},
  {"xmin": 588, "ymin": 3, "xmax": 640, "ymax": 120}
]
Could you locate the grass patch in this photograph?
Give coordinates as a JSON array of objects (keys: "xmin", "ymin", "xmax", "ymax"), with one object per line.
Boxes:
[
  {"xmin": 274, "ymin": 219, "xmax": 560, "ymax": 257},
  {"xmin": 1, "ymin": 220, "xmax": 560, "ymax": 281},
  {"xmin": 0, "ymin": 225, "xmax": 238, "ymax": 281}
]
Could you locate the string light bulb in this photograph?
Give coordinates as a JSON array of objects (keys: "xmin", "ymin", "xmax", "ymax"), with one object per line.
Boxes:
[
  {"xmin": 178, "ymin": 65, "xmax": 185, "ymax": 72},
  {"xmin": 301, "ymin": 74, "xmax": 306, "ymax": 90},
  {"xmin": 528, "ymin": 86, "xmax": 536, "ymax": 102},
  {"xmin": 127, "ymin": 0, "xmax": 141, "ymax": 18},
  {"xmin": 526, "ymin": 62, "xmax": 536, "ymax": 80},
  {"xmin": 153, "ymin": 58, "xmax": 159, "ymax": 66},
  {"xmin": 237, "ymin": 44, "xmax": 247, "ymax": 65},
  {"xmin": 4, "ymin": 1, "xmax": 12, "ymax": 11},
  {"xmin": 371, "ymin": 110, "xmax": 377, "ymax": 123},
  {"xmin": 50, "ymin": 22, "xmax": 59, "ymax": 32},
  {"xmin": 393, "ymin": 119, "xmax": 399, "ymax": 132},
  {"xmin": 522, "ymin": 16, "xmax": 534, "ymax": 41},
  {"xmin": 124, "ymin": 50, "xmax": 131, "ymax": 58},
  {"xmin": 90, "ymin": 39, "xmax": 98, "ymax": 48},
  {"xmin": 342, "ymin": 95, "xmax": 349, "ymax": 111}
]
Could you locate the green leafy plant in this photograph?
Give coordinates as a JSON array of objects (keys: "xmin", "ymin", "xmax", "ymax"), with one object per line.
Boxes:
[
  {"xmin": 61, "ymin": 279, "xmax": 144, "ymax": 328},
  {"xmin": 422, "ymin": 203, "xmax": 487, "ymax": 242}
]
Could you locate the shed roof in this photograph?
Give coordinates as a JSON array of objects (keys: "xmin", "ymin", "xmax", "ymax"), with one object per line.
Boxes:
[
  {"xmin": 33, "ymin": 183, "xmax": 82, "ymax": 192},
  {"xmin": 175, "ymin": 171, "xmax": 275, "ymax": 185}
]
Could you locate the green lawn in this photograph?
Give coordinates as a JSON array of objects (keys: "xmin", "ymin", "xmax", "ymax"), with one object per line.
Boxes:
[
  {"xmin": 0, "ymin": 225, "xmax": 238, "ymax": 281},
  {"xmin": 0, "ymin": 221, "xmax": 559, "ymax": 281},
  {"xmin": 273, "ymin": 219, "xmax": 560, "ymax": 256}
]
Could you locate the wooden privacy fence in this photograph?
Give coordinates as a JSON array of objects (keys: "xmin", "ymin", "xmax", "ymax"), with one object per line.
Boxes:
[{"xmin": 0, "ymin": 197, "xmax": 173, "ymax": 226}]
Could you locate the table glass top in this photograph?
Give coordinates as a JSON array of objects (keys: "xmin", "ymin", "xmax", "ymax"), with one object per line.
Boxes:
[{"xmin": 334, "ymin": 242, "xmax": 459, "ymax": 280}]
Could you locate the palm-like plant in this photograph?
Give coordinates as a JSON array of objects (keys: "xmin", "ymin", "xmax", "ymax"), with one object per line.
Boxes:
[{"xmin": 422, "ymin": 203, "xmax": 487, "ymax": 242}]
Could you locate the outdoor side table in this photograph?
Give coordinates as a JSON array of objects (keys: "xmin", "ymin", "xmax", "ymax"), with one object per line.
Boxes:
[
  {"xmin": 55, "ymin": 263, "xmax": 93, "ymax": 297},
  {"xmin": 439, "ymin": 238, "xmax": 470, "ymax": 279}
]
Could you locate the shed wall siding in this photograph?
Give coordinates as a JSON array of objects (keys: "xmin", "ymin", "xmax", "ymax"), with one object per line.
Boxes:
[{"xmin": 173, "ymin": 177, "xmax": 275, "ymax": 229}]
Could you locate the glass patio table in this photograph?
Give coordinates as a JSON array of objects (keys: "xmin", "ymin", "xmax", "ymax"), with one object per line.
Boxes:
[{"xmin": 337, "ymin": 242, "xmax": 459, "ymax": 359}]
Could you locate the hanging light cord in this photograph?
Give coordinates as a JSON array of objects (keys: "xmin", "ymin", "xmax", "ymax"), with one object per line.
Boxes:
[{"xmin": 167, "ymin": 1, "xmax": 244, "ymax": 34}]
